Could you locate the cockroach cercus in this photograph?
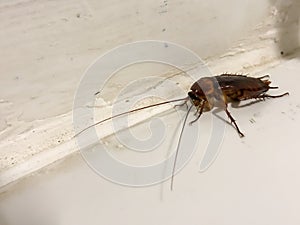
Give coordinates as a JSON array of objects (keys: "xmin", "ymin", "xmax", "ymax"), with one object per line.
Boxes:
[{"xmin": 75, "ymin": 74, "xmax": 289, "ymax": 190}]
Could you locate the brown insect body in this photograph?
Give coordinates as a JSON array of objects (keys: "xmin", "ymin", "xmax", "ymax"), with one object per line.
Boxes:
[
  {"xmin": 190, "ymin": 74, "xmax": 272, "ymax": 106},
  {"xmin": 187, "ymin": 74, "xmax": 288, "ymax": 138}
]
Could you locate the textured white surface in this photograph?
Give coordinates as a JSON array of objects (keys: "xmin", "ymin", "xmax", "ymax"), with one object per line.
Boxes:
[
  {"xmin": 1, "ymin": 58, "xmax": 300, "ymax": 225},
  {"xmin": 1, "ymin": 0, "xmax": 300, "ymax": 223},
  {"xmin": 1, "ymin": 0, "xmax": 298, "ymax": 187}
]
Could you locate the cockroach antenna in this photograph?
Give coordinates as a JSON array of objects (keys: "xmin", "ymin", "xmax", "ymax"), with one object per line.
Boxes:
[{"xmin": 74, "ymin": 97, "xmax": 189, "ymax": 138}]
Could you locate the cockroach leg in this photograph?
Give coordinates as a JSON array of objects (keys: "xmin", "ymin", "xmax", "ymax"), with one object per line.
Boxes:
[
  {"xmin": 233, "ymin": 99, "xmax": 262, "ymax": 108},
  {"xmin": 193, "ymin": 105, "xmax": 200, "ymax": 116},
  {"xmin": 268, "ymin": 86, "xmax": 279, "ymax": 89},
  {"xmin": 258, "ymin": 92, "xmax": 289, "ymax": 99},
  {"xmin": 257, "ymin": 75, "xmax": 270, "ymax": 79},
  {"xmin": 174, "ymin": 100, "xmax": 188, "ymax": 110},
  {"xmin": 224, "ymin": 108, "xmax": 245, "ymax": 137},
  {"xmin": 189, "ymin": 101, "xmax": 205, "ymax": 125}
]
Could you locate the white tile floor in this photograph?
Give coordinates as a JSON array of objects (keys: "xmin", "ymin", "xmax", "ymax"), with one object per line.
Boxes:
[{"xmin": 1, "ymin": 58, "xmax": 300, "ymax": 225}]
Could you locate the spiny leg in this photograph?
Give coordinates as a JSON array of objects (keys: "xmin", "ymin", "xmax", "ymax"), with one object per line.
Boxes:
[
  {"xmin": 193, "ymin": 104, "xmax": 201, "ymax": 116},
  {"xmin": 174, "ymin": 100, "xmax": 188, "ymax": 110},
  {"xmin": 225, "ymin": 107, "xmax": 245, "ymax": 137},
  {"xmin": 257, "ymin": 92, "xmax": 289, "ymax": 99},
  {"xmin": 257, "ymin": 75, "xmax": 270, "ymax": 79},
  {"xmin": 189, "ymin": 101, "xmax": 206, "ymax": 125}
]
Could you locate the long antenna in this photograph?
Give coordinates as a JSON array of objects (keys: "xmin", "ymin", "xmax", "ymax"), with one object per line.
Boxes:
[
  {"xmin": 170, "ymin": 104, "xmax": 193, "ymax": 190},
  {"xmin": 74, "ymin": 97, "xmax": 189, "ymax": 137}
]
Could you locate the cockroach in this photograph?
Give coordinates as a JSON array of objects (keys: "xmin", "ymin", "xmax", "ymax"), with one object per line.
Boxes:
[{"xmin": 75, "ymin": 74, "xmax": 289, "ymax": 189}]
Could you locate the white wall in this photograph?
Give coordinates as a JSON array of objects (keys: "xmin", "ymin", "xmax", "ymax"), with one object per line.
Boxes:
[{"xmin": 0, "ymin": 0, "xmax": 299, "ymax": 186}]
